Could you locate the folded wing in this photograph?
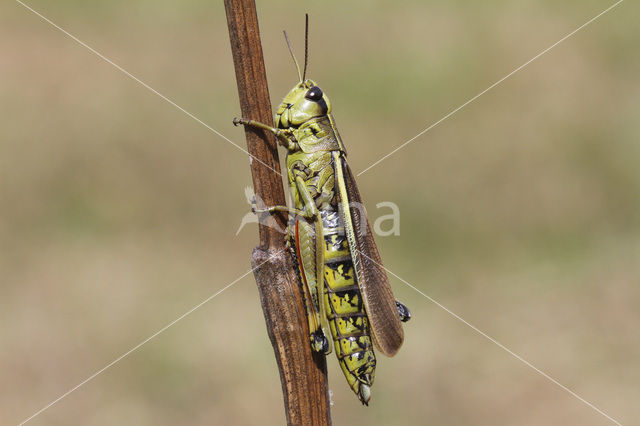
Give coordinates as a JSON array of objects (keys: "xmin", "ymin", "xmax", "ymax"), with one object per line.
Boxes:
[{"xmin": 334, "ymin": 153, "xmax": 404, "ymax": 357}]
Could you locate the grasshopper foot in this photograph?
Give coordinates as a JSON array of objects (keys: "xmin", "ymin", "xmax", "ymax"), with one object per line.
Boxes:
[{"xmin": 233, "ymin": 117, "xmax": 247, "ymax": 126}]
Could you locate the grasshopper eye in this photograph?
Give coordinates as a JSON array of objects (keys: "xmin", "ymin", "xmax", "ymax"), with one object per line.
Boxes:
[{"xmin": 305, "ymin": 86, "xmax": 323, "ymax": 102}]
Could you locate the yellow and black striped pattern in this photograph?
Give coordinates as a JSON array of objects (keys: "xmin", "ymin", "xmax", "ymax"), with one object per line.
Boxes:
[{"xmin": 323, "ymin": 224, "xmax": 376, "ymax": 405}]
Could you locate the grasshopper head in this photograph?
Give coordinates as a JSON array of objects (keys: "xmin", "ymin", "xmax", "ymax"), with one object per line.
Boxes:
[{"xmin": 275, "ymin": 79, "xmax": 331, "ymax": 129}]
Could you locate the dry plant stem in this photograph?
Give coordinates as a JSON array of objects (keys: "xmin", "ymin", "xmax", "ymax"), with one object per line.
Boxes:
[{"xmin": 223, "ymin": 0, "xmax": 331, "ymax": 424}]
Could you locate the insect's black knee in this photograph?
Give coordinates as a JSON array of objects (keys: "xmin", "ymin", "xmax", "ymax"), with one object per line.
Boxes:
[
  {"xmin": 396, "ymin": 301, "xmax": 411, "ymax": 322},
  {"xmin": 312, "ymin": 330, "xmax": 330, "ymax": 354}
]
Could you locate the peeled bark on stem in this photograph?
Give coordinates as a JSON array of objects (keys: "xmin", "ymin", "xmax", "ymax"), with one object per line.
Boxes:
[{"xmin": 224, "ymin": 1, "xmax": 331, "ymax": 424}]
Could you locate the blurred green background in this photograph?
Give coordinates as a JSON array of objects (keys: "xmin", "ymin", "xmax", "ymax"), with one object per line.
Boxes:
[{"xmin": 1, "ymin": 0, "xmax": 638, "ymax": 424}]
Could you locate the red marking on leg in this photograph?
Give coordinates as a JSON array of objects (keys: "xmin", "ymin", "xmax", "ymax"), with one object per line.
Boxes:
[{"xmin": 295, "ymin": 219, "xmax": 318, "ymax": 328}]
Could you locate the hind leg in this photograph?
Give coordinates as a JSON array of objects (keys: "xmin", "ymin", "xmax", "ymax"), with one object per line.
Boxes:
[{"xmin": 396, "ymin": 301, "xmax": 411, "ymax": 322}]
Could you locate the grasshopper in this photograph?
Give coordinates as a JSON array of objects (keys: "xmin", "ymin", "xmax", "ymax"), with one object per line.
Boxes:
[{"xmin": 234, "ymin": 16, "xmax": 410, "ymax": 405}]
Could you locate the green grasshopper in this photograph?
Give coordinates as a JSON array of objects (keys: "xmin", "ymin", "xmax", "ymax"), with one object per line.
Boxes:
[{"xmin": 233, "ymin": 16, "xmax": 410, "ymax": 405}]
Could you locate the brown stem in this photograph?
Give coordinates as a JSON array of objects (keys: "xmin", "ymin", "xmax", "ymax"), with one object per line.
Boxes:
[{"xmin": 223, "ymin": 1, "xmax": 331, "ymax": 424}]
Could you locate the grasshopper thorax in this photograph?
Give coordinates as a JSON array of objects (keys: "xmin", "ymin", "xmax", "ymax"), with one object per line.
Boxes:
[{"xmin": 275, "ymin": 79, "xmax": 332, "ymax": 129}]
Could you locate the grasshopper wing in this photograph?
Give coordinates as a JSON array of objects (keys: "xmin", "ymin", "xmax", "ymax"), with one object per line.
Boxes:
[{"xmin": 334, "ymin": 152, "xmax": 404, "ymax": 357}]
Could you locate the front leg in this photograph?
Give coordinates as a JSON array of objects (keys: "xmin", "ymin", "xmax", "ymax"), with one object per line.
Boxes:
[
  {"xmin": 233, "ymin": 117, "xmax": 277, "ymax": 133},
  {"xmin": 233, "ymin": 117, "xmax": 296, "ymax": 150}
]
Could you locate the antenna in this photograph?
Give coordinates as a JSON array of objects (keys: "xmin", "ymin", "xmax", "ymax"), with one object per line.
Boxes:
[
  {"xmin": 302, "ymin": 14, "xmax": 309, "ymax": 82},
  {"xmin": 283, "ymin": 30, "xmax": 302, "ymax": 83}
]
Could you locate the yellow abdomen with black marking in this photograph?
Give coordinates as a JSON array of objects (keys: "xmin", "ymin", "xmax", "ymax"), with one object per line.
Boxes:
[{"xmin": 323, "ymin": 211, "xmax": 376, "ymax": 405}]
